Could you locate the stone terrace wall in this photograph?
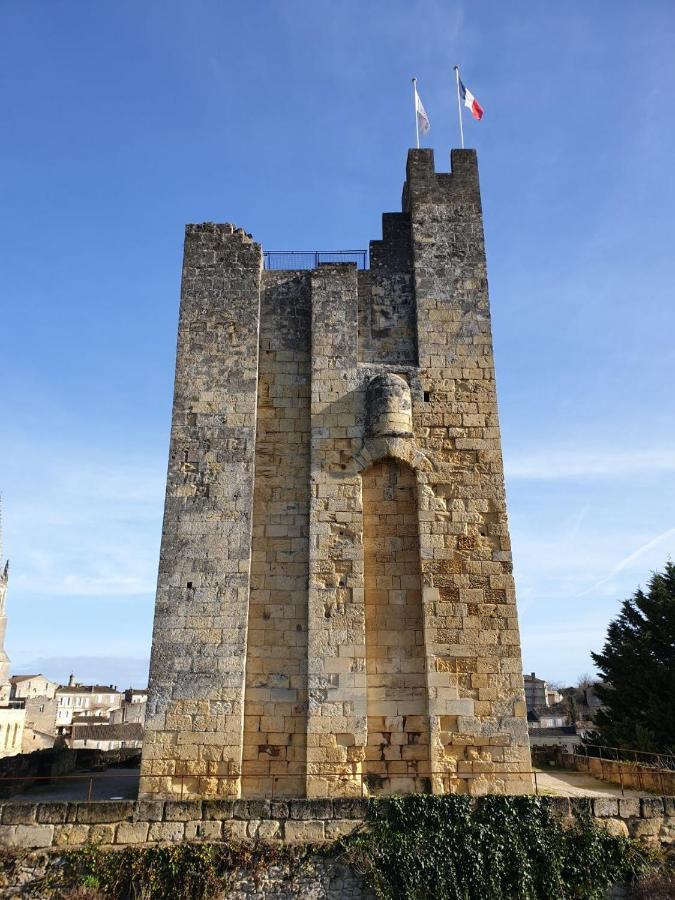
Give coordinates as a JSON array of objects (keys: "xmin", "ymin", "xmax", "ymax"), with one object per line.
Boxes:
[
  {"xmin": 0, "ymin": 797, "xmax": 673, "ymax": 850},
  {"xmin": 0, "ymin": 748, "xmax": 140, "ymax": 799},
  {"xmin": 0, "ymin": 850, "xmax": 369, "ymax": 900},
  {"xmin": 560, "ymin": 750, "xmax": 675, "ymax": 795}
]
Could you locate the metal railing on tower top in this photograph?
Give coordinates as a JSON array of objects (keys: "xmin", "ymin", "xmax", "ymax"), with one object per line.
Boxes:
[{"xmin": 263, "ymin": 250, "xmax": 368, "ymax": 270}]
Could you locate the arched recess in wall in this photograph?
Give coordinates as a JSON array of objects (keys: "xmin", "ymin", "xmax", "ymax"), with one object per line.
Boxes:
[{"xmin": 361, "ymin": 456, "xmax": 431, "ymax": 794}]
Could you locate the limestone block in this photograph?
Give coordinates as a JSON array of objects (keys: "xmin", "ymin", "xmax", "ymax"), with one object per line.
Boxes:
[
  {"xmin": 325, "ymin": 819, "xmax": 362, "ymax": 840},
  {"xmin": 134, "ymin": 800, "xmax": 165, "ymax": 822},
  {"xmin": 185, "ymin": 820, "xmax": 223, "ymax": 841},
  {"xmin": 627, "ymin": 817, "xmax": 663, "ymax": 839},
  {"xmin": 89, "ymin": 824, "xmax": 115, "ymax": 844},
  {"xmin": 290, "ymin": 799, "xmax": 333, "ymax": 820},
  {"xmin": 592, "ymin": 799, "xmax": 619, "ymax": 818},
  {"xmin": 284, "ymin": 820, "xmax": 325, "ymax": 842},
  {"xmin": 223, "ymin": 820, "xmax": 249, "ymax": 841},
  {"xmin": 659, "ymin": 818, "xmax": 675, "ymax": 842},
  {"xmin": 115, "ymin": 822, "xmax": 150, "ymax": 844},
  {"xmin": 202, "ymin": 799, "xmax": 235, "ymax": 820},
  {"xmin": 1, "ymin": 805, "xmax": 37, "ymax": 825},
  {"xmin": 77, "ymin": 801, "xmax": 134, "ymax": 824},
  {"xmin": 164, "ymin": 800, "xmax": 203, "ymax": 822},
  {"xmin": 250, "ymin": 819, "xmax": 281, "ymax": 840},
  {"xmin": 2, "ymin": 824, "xmax": 54, "ymax": 848},
  {"xmin": 596, "ymin": 818, "xmax": 629, "ymax": 838},
  {"xmin": 148, "ymin": 821, "xmax": 186, "ymax": 842},
  {"xmin": 36, "ymin": 803, "xmax": 69, "ymax": 824},
  {"xmin": 234, "ymin": 799, "xmax": 271, "ymax": 819},
  {"xmin": 640, "ymin": 797, "xmax": 664, "ymax": 818},
  {"xmin": 618, "ymin": 798, "xmax": 640, "ymax": 818},
  {"xmin": 53, "ymin": 824, "xmax": 90, "ymax": 847},
  {"xmin": 332, "ymin": 798, "xmax": 368, "ymax": 819}
]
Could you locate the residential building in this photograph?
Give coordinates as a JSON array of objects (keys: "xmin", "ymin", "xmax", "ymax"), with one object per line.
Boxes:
[
  {"xmin": 528, "ymin": 726, "xmax": 581, "ymax": 752},
  {"xmin": 109, "ymin": 697, "xmax": 146, "ymax": 727},
  {"xmin": 70, "ymin": 721, "xmax": 143, "ymax": 751},
  {"xmin": 523, "ymin": 673, "xmax": 549, "ymax": 710},
  {"xmin": 10, "ymin": 674, "xmax": 58, "ymax": 700},
  {"xmin": 527, "ymin": 698, "xmax": 570, "ymax": 731},
  {"xmin": 124, "ymin": 688, "xmax": 148, "ymax": 706},
  {"xmin": 21, "ymin": 696, "xmax": 57, "ymax": 753},
  {"xmin": 534, "ymin": 703, "xmax": 570, "ymax": 729},
  {"xmin": 55, "ymin": 677, "xmax": 122, "ymax": 730},
  {"xmin": 0, "ymin": 507, "xmax": 26, "ymax": 756},
  {"xmin": 0, "ymin": 707, "xmax": 24, "ymax": 757},
  {"xmin": 546, "ymin": 687, "xmax": 563, "ymax": 706}
]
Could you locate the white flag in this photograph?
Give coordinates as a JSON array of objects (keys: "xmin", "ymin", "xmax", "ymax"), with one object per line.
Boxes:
[{"xmin": 415, "ymin": 86, "xmax": 430, "ymax": 134}]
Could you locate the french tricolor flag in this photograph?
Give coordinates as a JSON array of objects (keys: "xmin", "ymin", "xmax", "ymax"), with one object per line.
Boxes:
[{"xmin": 459, "ymin": 76, "xmax": 484, "ymax": 121}]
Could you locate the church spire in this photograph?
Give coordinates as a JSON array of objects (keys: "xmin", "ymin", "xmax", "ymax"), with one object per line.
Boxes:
[{"xmin": 0, "ymin": 495, "xmax": 7, "ymax": 590}]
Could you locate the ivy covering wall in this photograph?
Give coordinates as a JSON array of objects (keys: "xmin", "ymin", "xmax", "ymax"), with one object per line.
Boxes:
[
  {"xmin": 0, "ymin": 796, "xmax": 668, "ymax": 899},
  {"xmin": 344, "ymin": 795, "xmax": 657, "ymax": 900}
]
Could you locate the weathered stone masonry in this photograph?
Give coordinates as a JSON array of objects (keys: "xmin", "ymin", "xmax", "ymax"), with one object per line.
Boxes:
[
  {"xmin": 141, "ymin": 149, "xmax": 532, "ymax": 799},
  {"xmin": 1, "ymin": 797, "xmax": 674, "ymax": 847}
]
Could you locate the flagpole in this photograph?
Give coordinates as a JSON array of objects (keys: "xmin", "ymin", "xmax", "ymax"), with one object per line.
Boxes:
[
  {"xmin": 412, "ymin": 77, "xmax": 420, "ymax": 149},
  {"xmin": 453, "ymin": 65, "xmax": 464, "ymax": 149}
]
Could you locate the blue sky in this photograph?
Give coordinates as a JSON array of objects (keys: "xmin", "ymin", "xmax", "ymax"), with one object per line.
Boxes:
[{"xmin": 1, "ymin": 1, "xmax": 674, "ymax": 689}]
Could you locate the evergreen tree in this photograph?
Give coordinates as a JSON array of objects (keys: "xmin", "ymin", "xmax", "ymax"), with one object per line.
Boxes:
[
  {"xmin": 566, "ymin": 693, "xmax": 578, "ymax": 725},
  {"xmin": 590, "ymin": 561, "xmax": 675, "ymax": 754}
]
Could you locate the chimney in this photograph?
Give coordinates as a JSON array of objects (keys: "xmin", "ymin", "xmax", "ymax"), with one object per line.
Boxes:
[{"xmin": 68, "ymin": 674, "xmax": 75, "ymax": 687}]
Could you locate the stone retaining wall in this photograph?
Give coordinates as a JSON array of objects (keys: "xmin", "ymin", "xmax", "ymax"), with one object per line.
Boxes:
[
  {"xmin": 0, "ymin": 748, "xmax": 141, "ymax": 800},
  {"xmin": 0, "ymin": 797, "xmax": 673, "ymax": 850},
  {"xmin": 1, "ymin": 853, "xmax": 371, "ymax": 900},
  {"xmin": 560, "ymin": 751, "xmax": 675, "ymax": 795}
]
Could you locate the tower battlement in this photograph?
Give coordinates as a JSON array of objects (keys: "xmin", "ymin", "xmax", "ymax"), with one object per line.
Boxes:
[{"xmin": 141, "ymin": 149, "xmax": 531, "ymax": 799}]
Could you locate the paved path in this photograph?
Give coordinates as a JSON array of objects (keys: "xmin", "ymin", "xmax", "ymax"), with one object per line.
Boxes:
[
  {"xmin": 535, "ymin": 769, "xmax": 643, "ymax": 798},
  {"xmin": 2, "ymin": 767, "xmax": 646, "ymax": 803},
  {"xmin": 6, "ymin": 768, "xmax": 140, "ymax": 802}
]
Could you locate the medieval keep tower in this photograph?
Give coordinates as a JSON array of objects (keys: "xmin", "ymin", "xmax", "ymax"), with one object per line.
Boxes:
[{"xmin": 140, "ymin": 149, "xmax": 532, "ymax": 799}]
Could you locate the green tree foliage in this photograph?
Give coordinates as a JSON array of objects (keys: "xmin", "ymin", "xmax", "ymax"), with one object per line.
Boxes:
[
  {"xmin": 591, "ymin": 561, "xmax": 675, "ymax": 754},
  {"xmin": 566, "ymin": 693, "xmax": 579, "ymax": 725}
]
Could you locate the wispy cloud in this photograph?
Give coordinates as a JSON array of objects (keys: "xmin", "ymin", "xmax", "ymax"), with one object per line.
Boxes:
[
  {"xmin": 11, "ymin": 655, "xmax": 150, "ymax": 689},
  {"xmin": 2, "ymin": 438, "xmax": 164, "ymax": 598},
  {"xmin": 576, "ymin": 526, "xmax": 675, "ymax": 597},
  {"xmin": 505, "ymin": 449, "xmax": 675, "ymax": 480}
]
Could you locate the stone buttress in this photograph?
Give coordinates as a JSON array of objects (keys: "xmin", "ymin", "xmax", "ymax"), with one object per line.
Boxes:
[{"xmin": 140, "ymin": 150, "xmax": 532, "ymax": 799}]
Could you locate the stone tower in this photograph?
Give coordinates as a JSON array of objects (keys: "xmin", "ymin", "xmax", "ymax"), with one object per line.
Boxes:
[{"xmin": 140, "ymin": 149, "xmax": 532, "ymax": 799}]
